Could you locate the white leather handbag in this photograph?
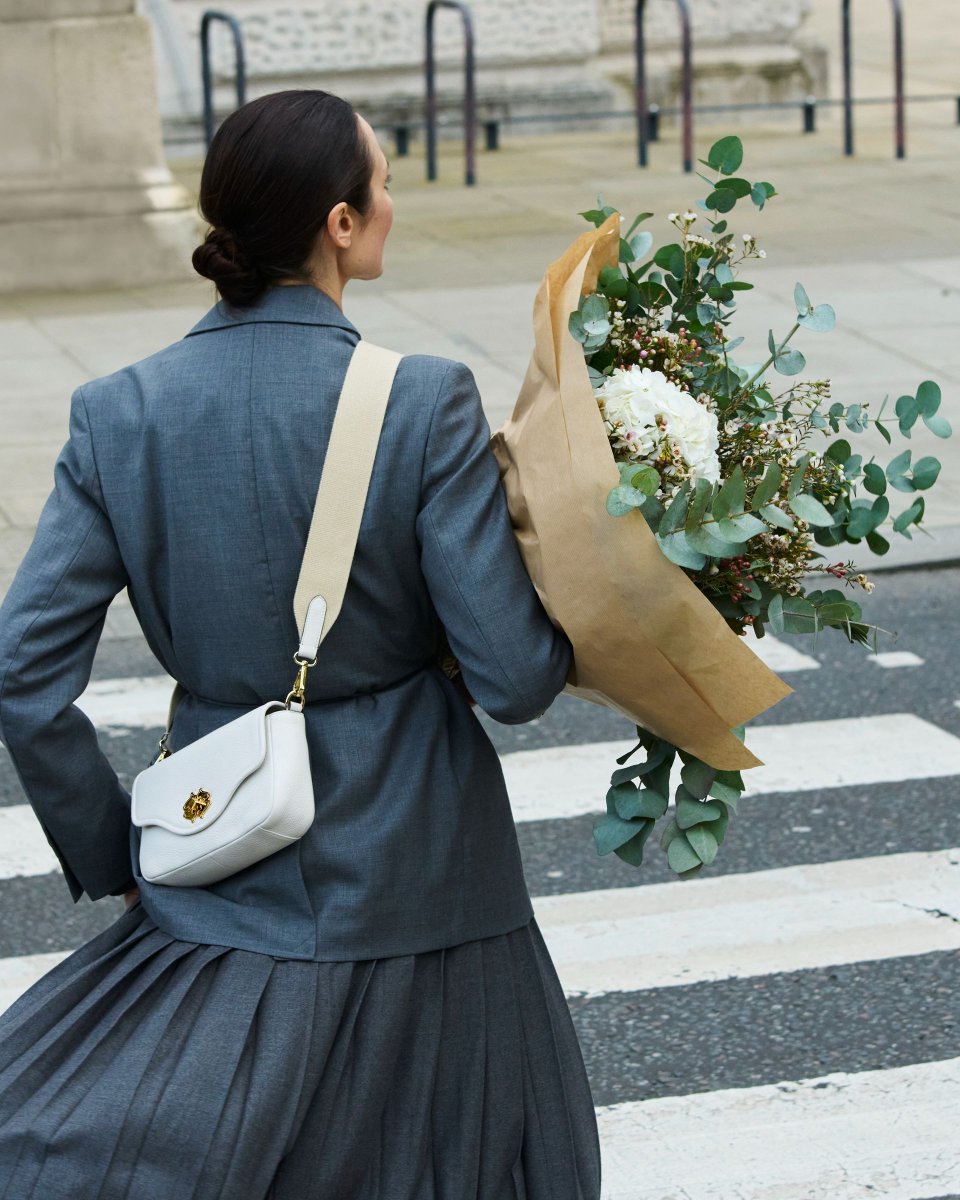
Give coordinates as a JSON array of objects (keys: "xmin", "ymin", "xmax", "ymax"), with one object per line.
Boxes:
[{"xmin": 130, "ymin": 340, "xmax": 403, "ymax": 887}]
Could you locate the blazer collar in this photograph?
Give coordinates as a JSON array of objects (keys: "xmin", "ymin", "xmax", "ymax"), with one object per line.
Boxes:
[{"xmin": 185, "ymin": 282, "xmax": 360, "ymax": 338}]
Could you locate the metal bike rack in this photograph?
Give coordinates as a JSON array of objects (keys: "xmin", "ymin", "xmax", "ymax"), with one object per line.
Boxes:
[
  {"xmin": 842, "ymin": 0, "xmax": 906, "ymax": 159},
  {"xmin": 635, "ymin": 0, "xmax": 693, "ymax": 172},
  {"xmin": 200, "ymin": 10, "xmax": 247, "ymax": 148},
  {"xmin": 424, "ymin": 0, "xmax": 477, "ymax": 186}
]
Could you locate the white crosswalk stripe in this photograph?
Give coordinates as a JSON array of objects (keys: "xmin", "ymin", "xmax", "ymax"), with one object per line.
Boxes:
[
  {"xmin": 596, "ymin": 1057, "xmax": 960, "ymax": 1200},
  {"xmin": 501, "ymin": 713, "xmax": 960, "ymax": 823},
  {"xmin": 0, "ymin": 634, "xmax": 819, "ymax": 745},
  {"xmin": 0, "ymin": 651, "xmax": 957, "ymax": 1200},
  {"xmin": 7, "ymin": 824, "xmax": 958, "ymax": 995},
  {"xmin": 536, "ymin": 847, "xmax": 960, "ymax": 996},
  {"xmin": 6, "ymin": 712, "xmax": 959, "ymax": 882}
]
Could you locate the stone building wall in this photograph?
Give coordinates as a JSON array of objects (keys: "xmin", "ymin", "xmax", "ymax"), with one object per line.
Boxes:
[{"xmin": 143, "ymin": 0, "xmax": 827, "ymax": 137}]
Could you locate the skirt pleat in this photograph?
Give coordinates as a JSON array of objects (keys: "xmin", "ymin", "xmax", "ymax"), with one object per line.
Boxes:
[{"xmin": 0, "ymin": 902, "xmax": 601, "ymax": 1200}]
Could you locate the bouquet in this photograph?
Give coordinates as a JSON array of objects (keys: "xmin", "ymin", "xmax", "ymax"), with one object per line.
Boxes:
[{"xmin": 491, "ymin": 134, "xmax": 950, "ymax": 880}]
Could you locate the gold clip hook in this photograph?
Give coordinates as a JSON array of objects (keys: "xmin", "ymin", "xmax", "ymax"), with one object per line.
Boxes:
[{"xmin": 284, "ymin": 652, "xmax": 316, "ymax": 710}]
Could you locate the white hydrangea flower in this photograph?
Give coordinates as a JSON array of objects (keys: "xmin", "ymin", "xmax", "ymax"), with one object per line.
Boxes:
[{"xmin": 595, "ymin": 366, "xmax": 721, "ymax": 484}]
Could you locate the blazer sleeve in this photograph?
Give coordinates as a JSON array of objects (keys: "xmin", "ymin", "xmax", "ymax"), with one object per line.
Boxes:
[
  {"xmin": 415, "ymin": 360, "xmax": 572, "ymax": 724},
  {"xmin": 0, "ymin": 386, "xmax": 135, "ymax": 903}
]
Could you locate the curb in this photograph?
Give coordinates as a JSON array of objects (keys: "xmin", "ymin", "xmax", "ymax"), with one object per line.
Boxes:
[{"xmin": 849, "ymin": 523, "xmax": 960, "ymax": 576}]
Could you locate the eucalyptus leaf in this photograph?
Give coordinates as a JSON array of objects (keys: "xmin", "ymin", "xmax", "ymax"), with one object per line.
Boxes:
[
  {"xmin": 706, "ymin": 189, "xmax": 737, "ymax": 214},
  {"xmin": 666, "ymin": 832, "xmax": 702, "ymax": 873},
  {"xmin": 579, "ymin": 205, "xmax": 618, "ymax": 227},
  {"xmin": 680, "ymin": 761, "xmax": 716, "ymax": 802},
  {"xmin": 625, "ymin": 211, "xmax": 655, "ymax": 238},
  {"xmin": 715, "ymin": 177, "xmax": 752, "ymax": 198},
  {"xmin": 705, "ymin": 135, "xmax": 743, "ymax": 175},
  {"xmin": 751, "ymin": 181, "xmax": 776, "ymax": 209},
  {"xmin": 631, "ymin": 465, "xmax": 662, "ymax": 495},
  {"xmin": 618, "ymin": 787, "xmax": 670, "ymax": 820},
  {"xmin": 767, "ymin": 592, "xmax": 818, "ymax": 635},
  {"xmin": 788, "ymin": 493, "xmax": 836, "ymax": 527},
  {"xmin": 760, "ymin": 504, "xmax": 795, "ymax": 531},
  {"xmin": 709, "ymin": 780, "xmax": 741, "ymax": 804},
  {"xmin": 685, "ymin": 477, "xmax": 715, "ymax": 531},
  {"xmin": 613, "ymin": 821, "xmax": 655, "ymax": 866},
  {"xmin": 685, "ymin": 823, "xmax": 719, "ymax": 864},
  {"xmin": 752, "ymin": 462, "xmax": 782, "ymax": 508},
  {"xmin": 912, "ymin": 456, "xmax": 942, "ymax": 490},
  {"xmin": 862, "ymin": 463, "xmax": 887, "ymax": 496},
  {"xmin": 606, "ymin": 485, "xmax": 644, "ymax": 516},
  {"xmin": 607, "ymin": 782, "xmax": 640, "ymax": 820},
  {"xmin": 629, "ymin": 231, "xmax": 654, "ymax": 260},
  {"xmin": 895, "ymin": 393, "xmax": 922, "ymax": 435},
  {"xmin": 592, "ymin": 813, "xmax": 646, "ymax": 855},
  {"xmin": 716, "ymin": 512, "xmax": 768, "ymax": 542},
  {"xmin": 659, "ymin": 486, "xmax": 690, "ymax": 536},
  {"xmin": 685, "ymin": 525, "xmax": 745, "ymax": 558},
  {"xmin": 774, "ymin": 348, "xmax": 806, "ymax": 376},
  {"xmin": 892, "ymin": 495, "xmax": 925, "ymax": 535},
  {"xmin": 844, "ymin": 502, "xmax": 877, "ymax": 540},
  {"xmin": 697, "ymin": 302, "xmax": 718, "ymax": 326},
  {"xmin": 656, "ymin": 529, "xmax": 707, "ymax": 570},
  {"xmin": 824, "ymin": 439, "xmax": 852, "ymax": 464},
  {"xmin": 676, "ymin": 792, "xmax": 722, "ymax": 829},
  {"xmin": 916, "ymin": 380, "xmax": 942, "ymax": 416},
  {"xmin": 799, "ymin": 303, "xmax": 836, "ymax": 333},
  {"xmin": 713, "ymin": 465, "xmax": 746, "ymax": 520},
  {"xmin": 659, "ymin": 815, "xmax": 681, "ymax": 852},
  {"xmin": 924, "ymin": 413, "xmax": 952, "ymax": 438}
]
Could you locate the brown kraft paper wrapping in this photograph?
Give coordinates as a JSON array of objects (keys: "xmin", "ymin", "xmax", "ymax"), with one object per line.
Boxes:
[{"xmin": 489, "ymin": 212, "xmax": 793, "ymax": 771}]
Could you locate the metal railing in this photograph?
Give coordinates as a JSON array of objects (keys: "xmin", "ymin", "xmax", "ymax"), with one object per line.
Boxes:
[
  {"xmin": 842, "ymin": 0, "xmax": 906, "ymax": 159},
  {"xmin": 635, "ymin": 0, "xmax": 693, "ymax": 172},
  {"xmin": 200, "ymin": 10, "xmax": 247, "ymax": 148},
  {"xmin": 424, "ymin": 1, "xmax": 477, "ymax": 185}
]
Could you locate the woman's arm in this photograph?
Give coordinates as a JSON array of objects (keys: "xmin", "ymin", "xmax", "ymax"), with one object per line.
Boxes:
[
  {"xmin": 0, "ymin": 386, "xmax": 135, "ymax": 902},
  {"xmin": 415, "ymin": 361, "xmax": 572, "ymax": 724}
]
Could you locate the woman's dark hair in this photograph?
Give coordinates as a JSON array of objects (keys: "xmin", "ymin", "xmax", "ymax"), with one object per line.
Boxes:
[{"xmin": 192, "ymin": 90, "xmax": 374, "ymax": 308}]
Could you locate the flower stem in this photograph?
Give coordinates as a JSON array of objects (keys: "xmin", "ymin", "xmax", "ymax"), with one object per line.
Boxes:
[{"xmin": 741, "ymin": 322, "xmax": 800, "ymax": 392}]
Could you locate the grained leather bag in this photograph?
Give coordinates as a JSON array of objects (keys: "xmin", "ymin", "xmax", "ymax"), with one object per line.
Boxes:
[{"xmin": 130, "ymin": 341, "xmax": 403, "ymax": 887}]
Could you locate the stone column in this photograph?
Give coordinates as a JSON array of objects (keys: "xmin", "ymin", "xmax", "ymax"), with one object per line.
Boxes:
[{"xmin": 0, "ymin": 0, "xmax": 202, "ymax": 292}]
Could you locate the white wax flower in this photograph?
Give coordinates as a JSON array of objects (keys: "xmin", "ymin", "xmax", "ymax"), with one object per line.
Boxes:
[{"xmin": 596, "ymin": 366, "xmax": 721, "ymax": 484}]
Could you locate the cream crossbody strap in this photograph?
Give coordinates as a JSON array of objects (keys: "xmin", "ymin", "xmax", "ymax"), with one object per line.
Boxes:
[
  {"xmin": 294, "ymin": 340, "xmax": 402, "ymax": 661},
  {"xmin": 160, "ymin": 340, "xmax": 402, "ymax": 737}
]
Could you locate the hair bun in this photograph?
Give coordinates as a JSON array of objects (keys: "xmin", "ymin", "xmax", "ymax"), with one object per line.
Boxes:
[{"xmin": 192, "ymin": 226, "xmax": 266, "ymax": 307}]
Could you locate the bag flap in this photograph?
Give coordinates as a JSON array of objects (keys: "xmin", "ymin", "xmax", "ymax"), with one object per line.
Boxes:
[{"xmin": 131, "ymin": 700, "xmax": 284, "ymax": 834}]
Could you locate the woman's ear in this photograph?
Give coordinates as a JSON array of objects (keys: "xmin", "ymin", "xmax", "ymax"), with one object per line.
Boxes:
[{"xmin": 326, "ymin": 201, "xmax": 353, "ymax": 249}]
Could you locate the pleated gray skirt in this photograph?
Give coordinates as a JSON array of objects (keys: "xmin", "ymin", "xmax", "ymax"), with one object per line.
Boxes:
[{"xmin": 0, "ymin": 902, "xmax": 601, "ymax": 1200}]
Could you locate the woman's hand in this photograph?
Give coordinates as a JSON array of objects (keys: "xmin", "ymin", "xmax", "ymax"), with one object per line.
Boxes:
[{"xmin": 122, "ymin": 887, "xmax": 140, "ymax": 911}]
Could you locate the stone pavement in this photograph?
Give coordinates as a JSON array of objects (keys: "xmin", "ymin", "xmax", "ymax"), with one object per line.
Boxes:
[{"xmin": 1, "ymin": 99, "xmax": 958, "ymax": 638}]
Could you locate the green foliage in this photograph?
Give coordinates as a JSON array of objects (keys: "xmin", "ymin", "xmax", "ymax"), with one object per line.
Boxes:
[
  {"xmin": 578, "ymin": 134, "xmax": 951, "ymax": 873},
  {"xmin": 702, "ymin": 135, "xmax": 743, "ymax": 175},
  {"xmin": 594, "ymin": 727, "xmax": 743, "ymax": 876}
]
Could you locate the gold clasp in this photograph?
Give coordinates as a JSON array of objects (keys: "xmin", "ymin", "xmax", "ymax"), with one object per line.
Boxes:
[
  {"xmin": 284, "ymin": 652, "xmax": 316, "ymax": 710},
  {"xmin": 183, "ymin": 788, "xmax": 212, "ymax": 822},
  {"xmin": 155, "ymin": 732, "xmax": 172, "ymax": 763}
]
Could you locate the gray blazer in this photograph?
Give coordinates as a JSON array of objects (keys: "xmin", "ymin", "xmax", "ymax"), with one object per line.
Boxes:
[{"xmin": 0, "ymin": 283, "xmax": 572, "ymax": 960}]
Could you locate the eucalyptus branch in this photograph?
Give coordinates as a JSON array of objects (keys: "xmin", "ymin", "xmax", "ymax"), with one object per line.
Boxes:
[{"xmin": 741, "ymin": 321, "xmax": 800, "ymax": 392}]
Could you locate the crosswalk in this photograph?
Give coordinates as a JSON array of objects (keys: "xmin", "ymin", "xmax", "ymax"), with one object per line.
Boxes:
[{"xmin": 1, "ymin": 632, "xmax": 959, "ymax": 1200}]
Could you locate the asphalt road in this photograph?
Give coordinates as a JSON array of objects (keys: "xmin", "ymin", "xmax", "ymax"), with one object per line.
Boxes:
[{"xmin": 1, "ymin": 564, "xmax": 958, "ymax": 1199}]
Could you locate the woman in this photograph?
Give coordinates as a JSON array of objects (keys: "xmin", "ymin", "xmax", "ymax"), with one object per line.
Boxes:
[{"xmin": 0, "ymin": 90, "xmax": 601, "ymax": 1198}]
